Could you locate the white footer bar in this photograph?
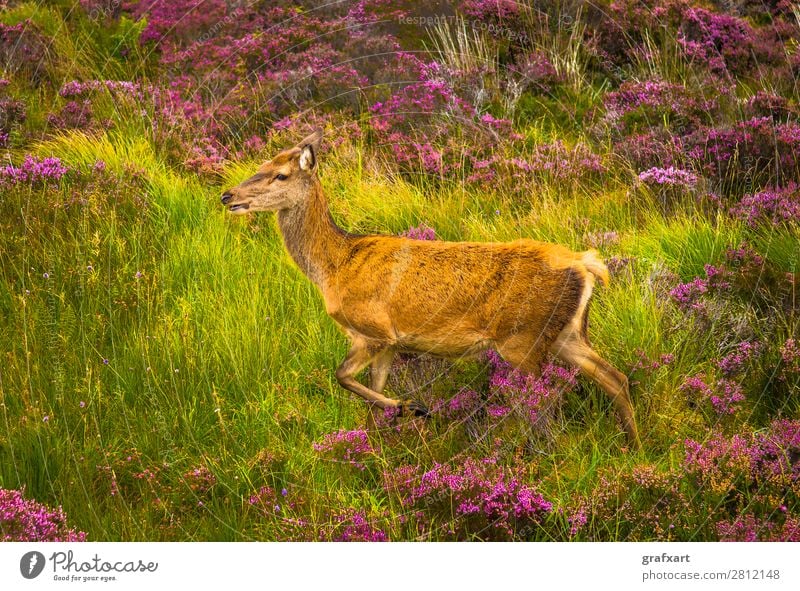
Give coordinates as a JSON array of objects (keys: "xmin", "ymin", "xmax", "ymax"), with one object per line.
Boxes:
[{"xmin": 1, "ymin": 542, "xmax": 796, "ymax": 590}]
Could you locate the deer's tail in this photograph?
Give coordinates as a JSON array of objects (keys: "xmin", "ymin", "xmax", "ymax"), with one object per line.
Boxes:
[{"xmin": 581, "ymin": 249, "xmax": 610, "ymax": 287}]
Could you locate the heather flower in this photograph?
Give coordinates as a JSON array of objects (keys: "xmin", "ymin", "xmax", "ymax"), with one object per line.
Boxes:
[
  {"xmin": 384, "ymin": 456, "xmax": 552, "ymax": 540},
  {"xmin": 0, "ymin": 488, "xmax": 87, "ymax": 541},
  {"xmin": 685, "ymin": 119, "xmax": 800, "ymax": 185},
  {"xmin": 183, "ymin": 465, "xmax": 216, "ymax": 495},
  {"xmin": 0, "ymin": 96, "xmax": 26, "ymax": 130},
  {"xmin": 744, "ymin": 91, "xmax": 793, "ymax": 120},
  {"xmin": 573, "ymin": 422, "xmax": 800, "ymax": 541},
  {"xmin": 607, "ymin": 255, "xmax": 635, "ymax": 278},
  {"xmin": 717, "ymin": 341, "xmax": 760, "ymax": 377},
  {"xmin": 779, "ymin": 339, "xmax": 800, "ymax": 381},
  {"xmin": 712, "ymin": 0, "xmax": 795, "ymax": 18},
  {"xmin": 709, "ymin": 379, "xmax": 745, "ymax": 415},
  {"xmin": 0, "ymin": 22, "xmax": 50, "ymax": 83},
  {"xmin": 460, "ymin": 0, "xmax": 520, "ymax": 21},
  {"xmin": 614, "ymin": 129, "xmax": 682, "ymax": 170},
  {"xmin": 111, "ymin": 3, "xmax": 403, "ymax": 166},
  {"xmin": 601, "ymin": 79, "xmax": 718, "ymax": 137},
  {"xmin": 401, "ymin": 223, "xmax": 436, "ymax": 241},
  {"xmin": 703, "ymin": 264, "xmax": 731, "ymax": 289},
  {"xmin": 724, "ymin": 243, "xmax": 764, "ymax": 271},
  {"xmin": 754, "ymin": 419, "xmax": 800, "ymax": 478},
  {"xmin": 434, "ymin": 388, "xmax": 481, "ymax": 420},
  {"xmin": 684, "ymin": 420, "xmax": 800, "ymax": 496},
  {"xmin": 0, "ymin": 155, "xmax": 69, "ymax": 186},
  {"xmin": 58, "ymin": 79, "xmax": 141, "ymax": 98},
  {"xmin": 568, "ymin": 505, "xmax": 588, "ymax": 537},
  {"xmin": 247, "ymin": 486, "xmax": 275, "ymax": 505},
  {"xmin": 717, "ymin": 515, "xmax": 800, "ymax": 542},
  {"xmin": 684, "ymin": 433, "xmax": 752, "ymax": 494},
  {"xmin": 486, "ymin": 350, "xmax": 578, "ymax": 430},
  {"xmin": 509, "ymin": 51, "xmax": 560, "ymax": 94},
  {"xmin": 370, "ymin": 78, "xmax": 472, "ymax": 130},
  {"xmin": 466, "ymin": 154, "xmax": 499, "ymax": 183},
  {"xmin": 677, "ymin": 8, "xmax": 780, "ymax": 77},
  {"xmin": 669, "ymin": 277, "xmax": 709, "ymax": 310},
  {"xmin": 578, "ymin": 461, "xmax": 697, "ymax": 541},
  {"xmin": 368, "ymin": 67, "xmax": 515, "ymax": 177},
  {"xmin": 632, "ymin": 350, "xmax": 676, "ymax": 373},
  {"xmin": 681, "ymin": 374, "xmax": 713, "ymax": 398},
  {"xmin": 670, "ymin": 263, "xmax": 732, "ymax": 312},
  {"xmin": 96, "ymin": 448, "xmax": 165, "ymax": 502},
  {"xmin": 680, "ymin": 374, "xmax": 745, "ymax": 415},
  {"xmin": 183, "ymin": 138, "xmax": 228, "ymax": 175},
  {"xmin": 47, "ymin": 100, "xmax": 93, "ymax": 129},
  {"xmin": 605, "ymin": 80, "xmax": 678, "ymax": 117},
  {"xmin": 129, "ymin": 0, "xmax": 239, "ymax": 47},
  {"xmin": 731, "ymin": 186, "xmax": 800, "ymax": 228},
  {"xmin": 511, "ymin": 141, "xmax": 605, "ymax": 182},
  {"xmin": 638, "ymin": 167, "xmax": 698, "ymax": 189},
  {"xmin": 326, "ymin": 509, "xmax": 388, "ymax": 542},
  {"xmin": 313, "ymin": 429, "xmax": 375, "ymax": 470},
  {"xmin": 486, "ymin": 404, "xmax": 511, "ymax": 417},
  {"xmin": 242, "ymin": 135, "xmax": 265, "ymax": 154}
]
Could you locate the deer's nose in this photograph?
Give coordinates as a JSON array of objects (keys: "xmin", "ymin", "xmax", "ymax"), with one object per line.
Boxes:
[{"xmin": 221, "ymin": 192, "xmax": 234, "ymax": 205}]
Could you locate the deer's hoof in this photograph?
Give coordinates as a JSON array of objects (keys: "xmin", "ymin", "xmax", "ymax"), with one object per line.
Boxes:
[{"xmin": 400, "ymin": 400, "xmax": 429, "ymax": 418}]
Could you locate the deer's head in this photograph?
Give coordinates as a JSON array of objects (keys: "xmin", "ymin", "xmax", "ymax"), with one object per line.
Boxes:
[{"xmin": 221, "ymin": 129, "xmax": 322, "ymax": 214}]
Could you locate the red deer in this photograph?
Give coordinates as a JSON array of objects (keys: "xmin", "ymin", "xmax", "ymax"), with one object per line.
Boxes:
[{"xmin": 221, "ymin": 130, "xmax": 640, "ymax": 447}]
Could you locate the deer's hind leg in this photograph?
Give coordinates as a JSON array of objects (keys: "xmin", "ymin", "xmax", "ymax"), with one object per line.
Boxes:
[
  {"xmin": 496, "ymin": 333, "xmax": 547, "ymax": 376},
  {"xmin": 551, "ymin": 331, "xmax": 640, "ymax": 449},
  {"xmin": 335, "ymin": 336, "xmax": 426, "ymax": 417}
]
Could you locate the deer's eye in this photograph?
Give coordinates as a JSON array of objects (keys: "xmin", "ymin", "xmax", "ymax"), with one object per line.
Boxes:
[{"xmin": 275, "ymin": 173, "xmax": 288, "ymax": 181}]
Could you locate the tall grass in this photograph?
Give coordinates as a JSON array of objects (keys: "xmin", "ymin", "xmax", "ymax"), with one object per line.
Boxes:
[
  {"xmin": 3, "ymin": 123, "xmax": 789, "ymax": 539},
  {"xmin": 1, "ymin": 2, "xmax": 798, "ymax": 542}
]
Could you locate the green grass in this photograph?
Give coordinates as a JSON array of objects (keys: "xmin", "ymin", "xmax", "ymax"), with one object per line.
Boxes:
[
  {"xmin": 3, "ymin": 124, "xmax": 796, "ymax": 540},
  {"xmin": 1, "ymin": 3, "xmax": 799, "ymax": 540}
]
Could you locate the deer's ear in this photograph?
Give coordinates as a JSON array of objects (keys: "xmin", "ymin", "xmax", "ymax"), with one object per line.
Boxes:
[
  {"xmin": 299, "ymin": 144, "xmax": 316, "ymax": 171},
  {"xmin": 297, "ymin": 129, "xmax": 322, "ymax": 172},
  {"xmin": 297, "ymin": 129, "xmax": 322, "ymax": 150}
]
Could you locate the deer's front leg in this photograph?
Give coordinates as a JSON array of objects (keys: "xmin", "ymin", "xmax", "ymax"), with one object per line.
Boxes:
[
  {"xmin": 369, "ymin": 348, "xmax": 394, "ymax": 393},
  {"xmin": 335, "ymin": 338, "xmax": 427, "ymax": 417}
]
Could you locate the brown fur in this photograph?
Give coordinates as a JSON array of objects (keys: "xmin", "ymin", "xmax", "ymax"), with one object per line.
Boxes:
[{"xmin": 221, "ymin": 130, "xmax": 640, "ymax": 448}]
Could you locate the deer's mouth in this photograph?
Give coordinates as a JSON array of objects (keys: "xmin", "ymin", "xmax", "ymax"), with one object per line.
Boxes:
[{"xmin": 228, "ymin": 202, "xmax": 251, "ymax": 213}]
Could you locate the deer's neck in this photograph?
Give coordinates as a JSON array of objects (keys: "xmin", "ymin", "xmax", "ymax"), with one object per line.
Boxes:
[{"xmin": 276, "ymin": 178, "xmax": 349, "ymax": 287}]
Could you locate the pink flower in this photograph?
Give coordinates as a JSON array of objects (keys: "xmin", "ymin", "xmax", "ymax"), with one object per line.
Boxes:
[
  {"xmin": 0, "ymin": 488, "xmax": 87, "ymax": 541},
  {"xmin": 313, "ymin": 429, "xmax": 374, "ymax": 470}
]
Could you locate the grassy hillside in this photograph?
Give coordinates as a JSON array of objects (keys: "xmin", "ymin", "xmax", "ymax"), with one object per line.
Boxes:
[{"xmin": 0, "ymin": 0, "xmax": 798, "ymax": 541}]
